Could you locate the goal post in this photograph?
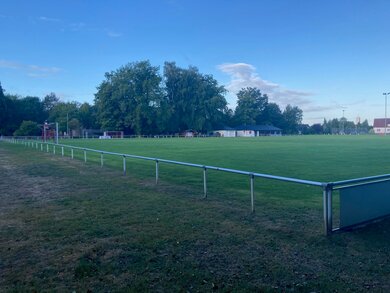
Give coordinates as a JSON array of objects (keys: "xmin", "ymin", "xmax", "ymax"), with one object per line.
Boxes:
[{"xmin": 41, "ymin": 121, "xmax": 59, "ymax": 143}]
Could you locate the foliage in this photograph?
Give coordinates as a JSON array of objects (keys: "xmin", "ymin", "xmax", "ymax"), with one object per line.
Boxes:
[
  {"xmin": 15, "ymin": 96, "xmax": 46, "ymax": 124},
  {"xmin": 234, "ymin": 87, "xmax": 268, "ymax": 125},
  {"xmin": 163, "ymin": 62, "xmax": 228, "ymax": 132},
  {"xmin": 0, "ymin": 83, "xmax": 15, "ymax": 135},
  {"xmin": 78, "ymin": 103, "xmax": 97, "ymax": 130},
  {"xmin": 49, "ymin": 101, "xmax": 80, "ymax": 133},
  {"xmin": 13, "ymin": 120, "xmax": 41, "ymax": 136},
  {"xmin": 0, "ymin": 58, "xmax": 374, "ymax": 136},
  {"xmin": 94, "ymin": 61, "xmax": 163, "ymax": 134},
  {"xmin": 262, "ymin": 102, "xmax": 285, "ymax": 128},
  {"xmin": 322, "ymin": 118, "xmax": 371, "ymax": 134},
  {"xmin": 0, "ymin": 83, "xmax": 97, "ymax": 136},
  {"xmin": 43, "ymin": 92, "xmax": 60, "ymax": 113},
  {"xmin": 282, "ymin": 104, "xmax": 303, "ymax": 134}
]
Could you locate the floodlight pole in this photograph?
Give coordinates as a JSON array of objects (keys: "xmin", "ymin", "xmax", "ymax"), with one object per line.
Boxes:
[
  {"xmin": 67, "ymin": 113, "xmax": 69, "ymax": 138},
  {"xmin": 384, "ymin": 93, "xmax": 390, "ymax": 136},
  {"xmin": 44, "ymin": 121, "xmax": 47, "ymax": 142},
  {"xmin": 55, "ymin": 122, "xmax": 59, "ymax": 144}
]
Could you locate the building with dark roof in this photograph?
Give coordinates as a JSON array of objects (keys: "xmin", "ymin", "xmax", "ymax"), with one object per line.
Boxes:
[
  {"xmin": 373, "ymin": 118, "xmax": 390, "ymax": 135},
  {"xmin": 214, "ymin": 125, "xmax": 282, "ymax": 137}
]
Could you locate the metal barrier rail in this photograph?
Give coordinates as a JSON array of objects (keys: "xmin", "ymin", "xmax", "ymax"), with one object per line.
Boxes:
[{"xmin": 2, "ymin": 137, "xmax": 390, "ymax": 235}]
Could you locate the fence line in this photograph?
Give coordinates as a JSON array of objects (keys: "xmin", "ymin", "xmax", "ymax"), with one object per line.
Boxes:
[{"xmin": 2, "ymin": 137, "xmax": 390, "ymax": 236}]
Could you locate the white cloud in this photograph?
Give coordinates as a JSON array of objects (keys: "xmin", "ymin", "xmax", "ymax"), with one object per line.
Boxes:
[
  {"xmin": 36, "ymin": 16, "xmax": 122, "ymax": 38},
  {"xmin": 69, "ymin": 22, "xmax": 86, "ymax": 31},
  {"xmin": 105, "ymin": 29, "xmax": 122, "ymax": 38},
  {"xmin": 218, "ymin": 62, "xmax": 329, "ymax": 112},
  {"xmin": 0, "ymin": 59, "xmax": 62, "ymax": 78},
  {"xmin": 217, "ymin": 62, "xmax": 315, "ymax": 107},
  {"xmin": 216, "ymin": 62, "xmax": 366, "ymax": 124},
  {"xmin": 217, "ymin": 63, "xmax": 279, "ymax": 93},
  {"xmin": 38, "ymin": 16, "xmax": 61, "ymax": 22},
  {"xmin": 0, "ymin": 60, "xmax": 21, "ymax": 69}
]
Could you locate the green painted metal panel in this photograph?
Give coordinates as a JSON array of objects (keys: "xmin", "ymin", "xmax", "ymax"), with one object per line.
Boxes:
[{"xmin": 340, "ymin": 180, "xmax": 390, "ymax": 229}]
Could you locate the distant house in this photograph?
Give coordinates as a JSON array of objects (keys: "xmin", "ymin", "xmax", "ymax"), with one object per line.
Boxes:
[
  {"xmin": 373, "ymin": 118, "xmax": 390, "ymax": 135},
  {"xmin": 183, "ymin": 129, "xmax": 196, "ymax": 137},
  {"xmin": 236, "ymin": 125, "xmax": 282, "ymax": 137},
  {"xmin": 214, "ymin": 126, "xmax": 236, "ymax": 137},
  {"xmin": 214, "ymin": 125, "xmax": 282, "ymax": 137}
]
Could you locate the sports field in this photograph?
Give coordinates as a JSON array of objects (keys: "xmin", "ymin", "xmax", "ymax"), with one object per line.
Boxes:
[
  {"xmin": 1, "ymin": 135, "xmax": 390, "ymax": 291},
  {"xmin": 62, "ymin": 135, "xmax": 390, "ymax": 182},
  {"xmin": 62, "ymin": 135, "xmax": 390, "ymax": 211}
]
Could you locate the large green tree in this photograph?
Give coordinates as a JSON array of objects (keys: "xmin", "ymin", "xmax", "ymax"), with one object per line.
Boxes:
[
  {"xmin": 283, "ymin": 104, "xmax": 303, "ymax": 134},
  {"xmin": 15, "ymin": 96, "xmax": 46, "ymax": 124},
  {"xmin": 95, "ymin": 60, "xmax": 163, "ymax": 134},
  {"xmin": 13, "ymin": 120, "xmax": 40, "ymax": 136},
  {"xmin": 0, "ymin": 83, "xmax": 47, "ymax": 135},
  {"xmin": 164, "ymin": 62, "xmax": 228, "ymax": 133},
  {"xmin": 48, "ymin": 101, "xmax": 80, "ymax": 133},
  {"xmin": 262, "ymin": 102, "xmax": 284, "ymax": 128},
  {"xmin": 234, "ymin": 87, "xmax": 268, "ymax": 125},
  {"xmin": 43, "ymin": 92, "xmax": 60, "ymax": 114},
  {"xmin": 0, "ymin": 82, "xmax": 13, "ymax": 135},
  {"xmin": 78, "ymin": 102, "xmax": 97, "ymax": 129}
]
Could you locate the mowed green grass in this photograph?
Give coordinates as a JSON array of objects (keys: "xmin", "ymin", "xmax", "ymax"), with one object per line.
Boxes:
[
  {"xmin": 60, "ymin": 135, "xmax": 390, "ymax": 213},
  {"xmin": 63, "ymin": 135, "xmax": 390, "ymax": 181},
  {"xmin": 1, "ymin": 137, "xmax": 390, "ymax": 291}
]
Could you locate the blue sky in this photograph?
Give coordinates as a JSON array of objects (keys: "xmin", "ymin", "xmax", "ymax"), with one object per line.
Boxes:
[{"xmin": 1, "ymin": 0, "xmax": 390, "ymax": 124}]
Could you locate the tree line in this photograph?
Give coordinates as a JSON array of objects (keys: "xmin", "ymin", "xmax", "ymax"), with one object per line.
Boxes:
[
  {"xmin": 299, "ymin": 118, "xmax": 371, "ymax": 135},
  {"xmin": 1, "ymin": 60, "xmax": 309, "ymax": 136}
]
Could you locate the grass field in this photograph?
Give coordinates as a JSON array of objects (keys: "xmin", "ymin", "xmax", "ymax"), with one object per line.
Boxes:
[
  {"xmin": 1, "ymin": 136, "xmax": 390, "ymax": 291},
  {"xmin": 61, "ymin": 135, "xmax": 390, "ymax": 222},
  {"xmin": 62, "ymin": 135, "xmax": 390, "ymax": 182}
]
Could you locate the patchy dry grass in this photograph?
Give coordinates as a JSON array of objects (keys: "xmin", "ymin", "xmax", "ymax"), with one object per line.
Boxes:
[{"xmin": 0, "ymin": 142, "xmax": 389, "ymax": 292}]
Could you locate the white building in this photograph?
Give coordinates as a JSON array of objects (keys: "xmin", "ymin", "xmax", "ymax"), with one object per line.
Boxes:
[
  {"xmin": 373, "ymin": 118, "xmax": 390, "ymax": 134},
  {"xmin": 214, "ymin": 125, "xmax": 282, "ymax": 137},
  {"xmin": 214, "ymin": 127, "xmax": 236, "ymax": 137}
]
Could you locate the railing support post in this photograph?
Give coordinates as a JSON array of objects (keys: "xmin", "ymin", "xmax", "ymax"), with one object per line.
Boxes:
[
  {"xmin": 71, "ymin": 148, "xmax": 74, "ymax": 159},
  {"xmin": 84, "ymin": 150, "xmax": 87, "ymax": 163},
  {"xmin": 40, "ymin": 143, "xmax": 43, "ymax": 151},
  {"xmin": 53, "ymin": 145, "xmax": 56, "ymax": 155},
  {"xmin": 61, "ymin": 146, "xmax": 64, "ymax": 156},
  {"xmin": 323, "ymin": 184, "xmax": 333, "ymax": 235},
  {"xmin": 250, "ymin": 173, "xmax": 255, "ymax": 213},
  {"xmin": 101, "ymin": 153, "xmax": 104, "ymax": 167},
  {"xmin": 46, "ymin": 144, "xmax": 49, "ymax": 152},
  {"xmin": 123, "ymin": 156, "xmax": 126, "ymax": 175},
  {"xmin": 155, "ymin": 160, "xmax": 159, "ymax": 184},
  {"xmin": 203, "ymin": 166, "xmax": 207, "ymax": 198}
]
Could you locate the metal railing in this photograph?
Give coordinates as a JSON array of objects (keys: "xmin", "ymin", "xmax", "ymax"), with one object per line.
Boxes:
[{"xmin": 2, "ymin": 137, "xmax": 390, "ymax": 236}]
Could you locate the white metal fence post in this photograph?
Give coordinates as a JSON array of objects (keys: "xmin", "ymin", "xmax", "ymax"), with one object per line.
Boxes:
[
  {"xmin": 101, "ymin": 153, "xmax": 104, "ymax": 167},
  {"xmin": 250, "ymin": 174, "xmax": 255, "ymax": 213},
  {"xmin": 203, "ymin": 167, "xmax": 207, "ymax": 198},
  {"xmin": 84, "ymin": 150, "xmax": 87, "ymax": 163},
  {"xmin": 155, "ymin": 160, "xmax": 159, "ymax": 184},
  {"xmin": 123, "ymin": 156, "xmax": 126, "ymax": 175},
  {"xmin": 323, "ymin": 184, "xmax": 333, "ymax": 235}
]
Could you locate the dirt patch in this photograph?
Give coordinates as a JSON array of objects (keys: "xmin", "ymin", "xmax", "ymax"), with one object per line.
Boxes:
[{"xmin": 0, "ymin": 148, "xmax": 69, "ymax": 202}]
